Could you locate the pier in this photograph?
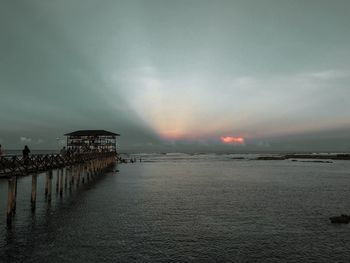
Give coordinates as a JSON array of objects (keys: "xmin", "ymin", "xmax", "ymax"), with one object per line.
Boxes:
[{"xmin": 0, "ymin": 130, "xmax": 120, "ymax": 226}]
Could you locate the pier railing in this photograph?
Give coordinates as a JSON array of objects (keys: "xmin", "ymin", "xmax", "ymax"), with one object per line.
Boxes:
[{"xmin": 0, "ymin": 152, "xmax": 116, "ymax": 177}]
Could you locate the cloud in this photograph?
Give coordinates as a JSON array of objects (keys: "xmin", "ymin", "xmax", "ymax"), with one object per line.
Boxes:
[
  {"xmin": 106, "ymin": 65, "xmax": 350, "ymax": 143},
  {"xmin": 36, "ymin": 138, "xmax": 44, "ymax": 144},
  {"xmin": 304, "ymin": 70, "xmax": 349, "ymax": 80},
  {"xmin": 2, "ymin": 0, "xmax": 350, "ymax": 152},
  {"xmin": 20, "ymin": 136, "xmax": 32, "ymax": 143}
]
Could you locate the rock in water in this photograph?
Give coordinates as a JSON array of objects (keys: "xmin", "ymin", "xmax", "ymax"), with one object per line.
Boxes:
[{"xmin": 329, "ymin": 214, "xmax": 350, "ymax": 224}]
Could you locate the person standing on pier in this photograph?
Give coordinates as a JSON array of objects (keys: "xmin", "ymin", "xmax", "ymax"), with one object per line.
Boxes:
[
  {"xmin": 22, "ymin": 145, "xmax": 30, "ymax": 164},
  {"xmin": 60, "ymin": 146, "xmax": 67, "ymax": 157}
]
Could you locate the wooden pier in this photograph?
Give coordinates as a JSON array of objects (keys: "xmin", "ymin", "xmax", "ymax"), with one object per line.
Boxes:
[{"xmin": 0, "ymin": 152, "xmax": 117, "ymax": 225}]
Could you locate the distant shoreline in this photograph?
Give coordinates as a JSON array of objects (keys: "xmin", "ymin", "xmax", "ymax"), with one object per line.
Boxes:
[
  {"xmin": 2, "ymin": 151, "xmax": 350, "ymax": 161},
  {"xmin": 256, "ymin": 153, "xmax": 350, "ymax": 161}
]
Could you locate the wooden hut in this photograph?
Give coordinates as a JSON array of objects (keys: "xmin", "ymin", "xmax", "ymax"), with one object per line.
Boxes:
[{"xmin": 64, "ymin": 130, "xmax": 120, "ymax": 153}]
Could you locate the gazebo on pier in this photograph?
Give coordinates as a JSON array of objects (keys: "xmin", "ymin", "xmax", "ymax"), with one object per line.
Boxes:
[{"xmin": 64, "ymin": 130, "xmax": 120, "ymax": 153}]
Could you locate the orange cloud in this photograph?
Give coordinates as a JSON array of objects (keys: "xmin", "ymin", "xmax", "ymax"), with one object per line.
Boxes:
[{"xmin": 220, "ymin": 136, "xmax": 245, "ymax": 145}]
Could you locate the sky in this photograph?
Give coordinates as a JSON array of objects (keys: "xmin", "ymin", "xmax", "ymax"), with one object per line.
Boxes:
[{"xmin": 1, "ymin": 0, "xmax": 350, "ymax": 152}]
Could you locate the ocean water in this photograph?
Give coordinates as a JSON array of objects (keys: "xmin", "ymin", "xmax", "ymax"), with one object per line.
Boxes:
[{"xmin": 1, "ymin": 153, "xmax": 350, "ymax": 262}]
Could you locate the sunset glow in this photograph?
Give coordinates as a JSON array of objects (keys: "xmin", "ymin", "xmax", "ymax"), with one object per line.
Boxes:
[
  {"xmin": 160, "ymin": 130, "xmax": 186, "ymax": 140},
  {"xmin": 220, "ymin": 136, "xmax": 245, "ymax": 145}
]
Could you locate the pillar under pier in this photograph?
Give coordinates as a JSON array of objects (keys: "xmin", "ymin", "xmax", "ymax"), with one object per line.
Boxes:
[
  {"xmin": 47, "ymin": 170, "xmax": 53, "ymax": 203},
  {"xmin": 59, "ymin": 169, "xmax": 64, "ymax": 196},
  {"xmin": 6, "ymin": 177, "xmax": 15, "ymax": 225},
  {"xmin": 31, "ymin": 174, "xmax": 37, "ymax": 211}
]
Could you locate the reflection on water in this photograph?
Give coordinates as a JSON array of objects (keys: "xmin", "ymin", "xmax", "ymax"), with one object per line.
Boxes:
[{"xmin": 1, "ymin": 154, "xmax": 350, "ymax": 262}]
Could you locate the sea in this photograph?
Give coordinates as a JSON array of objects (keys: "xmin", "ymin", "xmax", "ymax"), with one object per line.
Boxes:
[{"xmin": 1, "ymin": 152, "xmax": 350, "ymax": 262}]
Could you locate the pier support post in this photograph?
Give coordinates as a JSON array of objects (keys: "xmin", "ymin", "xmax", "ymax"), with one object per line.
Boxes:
[
  {"xmin": 86, "ymin": 164, "xmax": 89, "ymax": 181},
  {"xmin": 68, "ymin": 166, "xmax": 74, "ymax": 190},
  {"xmin": 76, "ymin": 165, "xmax": 80, "ymax": 188},
  {"xmin": 13, "ymin": 176, "xmax": 17, "ymax": 214},
  {"xmin": 45, "ymin": 171, "xmax": 49, "ymax": 198},
  {"xmin": 70, "ymin": 166, "xmax": 75, "ymax": 189},
  {"xmin": 6, "ymin": 177, "xmax": 15, "ymax": 225},
  {"xmin": 59, "ymin": 169, "xmax": 64, "ymax": 196},
  {"xmin": 47, "ymin": 170, "xmax": 53, "ymax": 203},
  {"xmin": 64, "ymin": 168, "xmax": 68, "ymax": 189},
  {"xmin": 56, "ymin": 170, "xmax": 59, "ymax": 193},
  {"xmin": 85, "ymin": 165, "xmax": 89, "ymax": 182},
  {"xmin": 82, "ymin": 166, "xmax": 85, "ymax": 184},
  {"xmin": 31, "ymin": 174, "xmax": 37, "ymax": 211}
]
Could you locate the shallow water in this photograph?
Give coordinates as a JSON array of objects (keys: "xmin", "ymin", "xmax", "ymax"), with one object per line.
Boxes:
[{"xmin": 1, "ymin": 154, "xmax": 350, "ymax": 262}]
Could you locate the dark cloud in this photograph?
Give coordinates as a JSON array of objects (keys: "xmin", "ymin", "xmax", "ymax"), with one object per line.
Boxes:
[{"xmin": 1, "ymin": 0, "xmax": 350, "ymax": 152}]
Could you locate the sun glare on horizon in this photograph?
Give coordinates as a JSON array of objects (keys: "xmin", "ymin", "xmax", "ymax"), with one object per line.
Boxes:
[{"xmin": 220, "ymin": 136, "xmax": 245, "ymax": 145}]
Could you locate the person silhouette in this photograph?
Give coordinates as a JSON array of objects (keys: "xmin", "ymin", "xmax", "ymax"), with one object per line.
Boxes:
[
  {"xmin": 23, "ymin": 145, "xmax": 30, "ymax": 164},
  {"xmin": 60, "ymin": 146, "xmax": 67, "ymax": 157}
]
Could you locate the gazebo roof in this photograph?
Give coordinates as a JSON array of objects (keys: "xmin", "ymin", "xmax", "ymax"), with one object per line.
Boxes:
[{"xmin": 64, "ymin": 130, "xmax": 120, "ymax": 136}]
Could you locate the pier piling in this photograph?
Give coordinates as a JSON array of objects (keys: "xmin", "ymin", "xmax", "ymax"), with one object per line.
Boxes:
[
  {"xmin": 45, "ymin": 172, "xmax": 49, "ymax": 198},
  {"xmin": 48, "ymin": 170, "xmax": 53, "ymax": 203},
  {"xmin": 82, "ymin": 166, "xmax": 85, "ymax": 184},
  {"xmin": 69, "ymin": 167, "xmax": 72, "ymax": 189},
  {"xmin": 31, "ymin": 174, "xmax": 37, "ymax": 211},
  {"xmin": 13, "ymin": 176, "xmax": 17, "ymax": 214},
  {"xmin": 59, "ymin": 169, "xmax": 64, "ymax": 196},
  {"xmin": 7, "ymin": 178, "xmax": 15, "ymax": 225},
  {"xmin": 56, "ymin": 170, "xmax": 60, "ymax": 193},
  {"xmin": 76, "ymin": 165, "xmax": 80, "ymax": 188},
  {"xmin": 64, "ymin": 168, "xmax": 68, "ymax": 189}
]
